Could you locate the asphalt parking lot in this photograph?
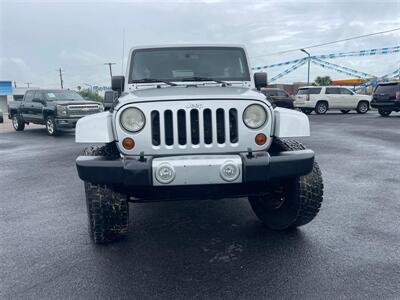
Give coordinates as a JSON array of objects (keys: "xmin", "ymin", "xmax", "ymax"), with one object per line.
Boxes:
[{"xmin": 1, "ymin": 111, "xmax": 400, "ymax": 299}]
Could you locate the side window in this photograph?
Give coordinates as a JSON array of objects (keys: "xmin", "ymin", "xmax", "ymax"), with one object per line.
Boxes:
[
  {"xmin": 24, "ymin": 91, "xmax": 35, "ymax": 102},
  {"xmin": 34, "ymin": 91, "xmax": 43, "ymax": 100},
  {"xmin": 325, "ymin": 87, "xmax": 340, "ymax": 95},
  {"xmin": 340, "ymin": 88, "xmax": 353, "ymax": 95},
  {"xmin": 277, "ymin": 91, "xmax": 288, "ymax": 97}
]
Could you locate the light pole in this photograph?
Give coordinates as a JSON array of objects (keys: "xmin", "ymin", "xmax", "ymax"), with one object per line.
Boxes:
[
  {"xmin": 300, "ymin": 49, "xmax": 311, "ymax": 87},
  {"xmin": 300, "ymin": 49, "xmax": 311, "ymax": 101},
  {"xmin": 104, "ymin": 62, "xmax": 116, "ymax": 78}
]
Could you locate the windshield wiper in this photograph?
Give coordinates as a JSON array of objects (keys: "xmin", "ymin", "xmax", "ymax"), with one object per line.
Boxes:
[
  {"xmin": 181, "ymin": 76, "xmax": 231, "ymax": 86},
  {"xmin": 133, "ymin": 78, "xmax": 178, "ymax": 86}
]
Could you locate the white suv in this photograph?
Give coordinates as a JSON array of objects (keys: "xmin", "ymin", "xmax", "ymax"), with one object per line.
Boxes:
[{"xmin": 294, "ymin": 86, "xmax": 371, "ymax": 115}]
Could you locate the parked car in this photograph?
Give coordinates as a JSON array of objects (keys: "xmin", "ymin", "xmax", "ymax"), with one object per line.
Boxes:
[
  {"xmin": 75, "ymin": 44, "xmax": 323, "ymax": 244},
  {"xmin": 0, "ymin": 108, "xmax": 3, "ymax": 123},
  {"xmin": 260, "ymin": 88, "xmax": 294, "ymax": 109},
  {"xmin": 294, "ymin": 86, "xmax": 371, "ymax": 114},
  {"xmin": 8, "ymin": 89, "xmax": 103, "ymax": 136},
  {"xmin": 370, "ymin": 81, "xmax": 400, "ymax": 117},
  {"xmin": 103, "ymin": 90, "xmax": 118, "ymax": 111}
]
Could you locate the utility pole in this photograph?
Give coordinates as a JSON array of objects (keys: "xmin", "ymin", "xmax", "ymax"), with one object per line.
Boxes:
[
  {"xmin": 300, "ymin": 49, "xmax": 311, "ymax": 100},
  {"xmin": 104, "ymin": 62, "xmax": 116, "ymax": 78},
  {"xmin": 58, "ymin": 68, "xmax": 64, "ymax": 89},
  {"xmin": 25, "ymin": 82, "xmax": 32, "ymax": 88}
]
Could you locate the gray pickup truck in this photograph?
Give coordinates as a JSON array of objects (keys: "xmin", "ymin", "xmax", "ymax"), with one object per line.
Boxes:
[{"xmin": 8, "ymin": 89, "xmax": 103, "ymax": 136}]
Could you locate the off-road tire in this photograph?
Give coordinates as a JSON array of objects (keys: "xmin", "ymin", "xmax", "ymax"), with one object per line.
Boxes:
[
  {"xmin": 83, "ymin": 144, "xmax": 128, "ymax": 244},
  {"xmin": 356, "ymin": 101, "xmax": 369, "ymax": 114},
  {"xmin": 340, "ymin": 110, "xmax": 350, "ymax": 114},
  {"xmin": 315, "ymin": 102, "xmax": 328, "ymax": 114},
  {"xmin": 12, "ymin": 114, "xmax": 25, "ymax": 131},
  {"xmin": 46, "ymin": 116, "xmax": 60, "ymax": 136},
  {"xmin": 301, "ymin": 108, "xmax": 313, "ymax": 115},
  {"xmin": 378, "ymin": 109, "xmax": 391, "ymax": 117},
  {"xmin": 249, "ymin": 139, "xmax": 324, "ymax": 230}
]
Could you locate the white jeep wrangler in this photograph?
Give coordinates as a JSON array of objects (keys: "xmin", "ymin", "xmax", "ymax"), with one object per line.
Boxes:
[{"xmin": 75, "ymin": 45, "xmax": 324, "ymax": 244}]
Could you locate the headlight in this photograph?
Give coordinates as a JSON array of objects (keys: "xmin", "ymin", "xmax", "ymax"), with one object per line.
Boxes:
[
  {"xmin": 98, "ymin": 104, "xmax": 104, "ymax": 112},
  {"xmin": 243, "ymin": 104, "xmax": 267, "ymax": 129},
  {"xmin": 56, "ymin": 105, "xmax": 67, "ymax": 116},
  {"xmin": 120, "ymin": 107, "xmax": 145, "ymax": 132}
]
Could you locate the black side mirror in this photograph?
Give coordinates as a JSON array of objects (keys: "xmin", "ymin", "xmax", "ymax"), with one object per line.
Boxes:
[
  {"xmin": 32, "ymin": 98, "xmax": 45, "ymax": 104},
  {"xmin": 112, "ymin": 76, "xmax": 125, "ymax": 96},
  {"xmin": 254, "ymin": 72, "xmax": 268, "ymax": 90}
]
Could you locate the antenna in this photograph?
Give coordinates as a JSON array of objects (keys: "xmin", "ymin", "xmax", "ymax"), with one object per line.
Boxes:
[{"xmin": 121, "ymin": 28, "xmax": 125, "ymax": 74}]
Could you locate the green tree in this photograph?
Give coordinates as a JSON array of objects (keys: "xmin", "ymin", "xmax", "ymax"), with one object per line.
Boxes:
[
  {"xmin": 314, "ymin": 76, "xmax": 332, "ymax": 86},
  {"xmin": 77, "ymin": 88, "xmax": 103, "ymax": 102}
]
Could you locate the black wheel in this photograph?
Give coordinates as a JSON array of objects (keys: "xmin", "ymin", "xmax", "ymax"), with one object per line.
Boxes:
[
  {"xmin": 83, "ymin": 145, "xmax": 128, "ymax": 244},
  {"xmin": 340, "ymin": 110, "xmax": 350, "ymax": 114},
  {"xmin": 249, "ymin": 139, "xmax": 324, "ymax": 230},
  {"xmin": 12, "ymin": 114, "xmax": 25, "ymax": 131},
  {"xmin": 45, "ymin": 116, "xmax": 59, "ymax": 136},
  {"xmin": 315, "ymin": 102, "xmax": 328, "ymax": 114},
  {"xmin": 301, "ymin": 108, "xmax": 313, "ymax": 115},
  {"xmin": 356, "ymin": 101, "xmax": 369, "ymax": 114},
  {"xmin": 378, "ymin": 109, "xmax": 391, "ymax": 117}
]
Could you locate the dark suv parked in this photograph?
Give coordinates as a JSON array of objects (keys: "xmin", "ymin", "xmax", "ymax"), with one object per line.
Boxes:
[
  {"xmin": 8, "ymin": 89, "xmax": 103, "ymax": 136},
  {"xmin": 371, "ymin": 81, "xmax": 400, "ymax": 116},
  {"xmin": 260, "ymin": 88, "xmax": 294, "ymax": 109}
]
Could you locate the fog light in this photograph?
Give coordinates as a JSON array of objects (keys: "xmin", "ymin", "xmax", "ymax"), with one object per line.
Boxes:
[
  {"xmin": 122, "ymin": 137, "xmax": 135, "ymax": 150},
  {"xmin": 155, "ymin": 164, "xmax": 175, "ymax": 184},
  {"xmin": 255, "ymin": 133, "xmax": 267, "ymax": 146},
  {"xmin": 220, "ymin": 161, "xmax": 240, "ymax": 182}
]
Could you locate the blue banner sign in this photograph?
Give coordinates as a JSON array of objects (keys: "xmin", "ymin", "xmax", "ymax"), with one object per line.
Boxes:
[{"xmin": 0, "ymin": 81, "xmax": 13, "ymax": 95}]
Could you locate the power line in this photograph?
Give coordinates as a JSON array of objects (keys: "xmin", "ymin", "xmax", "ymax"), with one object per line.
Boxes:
[{"xmin": 252, "ymin": 27, "xmax": 400, "ymax": 58}]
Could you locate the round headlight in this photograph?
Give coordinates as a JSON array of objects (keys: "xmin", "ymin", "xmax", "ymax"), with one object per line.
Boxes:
[
  {"xmin": 243, "ymin": 104, "xmax": 267, "ymax": 129},
  {"xmin": 120, "ymin": 107, "xmax": 145, "ymax": 132}
]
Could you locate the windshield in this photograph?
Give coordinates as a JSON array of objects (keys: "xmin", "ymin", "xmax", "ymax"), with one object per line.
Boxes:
[
  {"xmin": 129, "ymin": 47, "xmax": 250, "ymax": 83},
  {"xmin": 44, "ymin": 90, "xmax": 84, "ymax": 101},
  {"xmin": 297, "ymin": 88, "xmax": 321, "ymax": 95}
]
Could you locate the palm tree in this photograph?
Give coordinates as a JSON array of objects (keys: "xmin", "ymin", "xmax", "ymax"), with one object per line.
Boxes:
[{"xmin": 314, "ymin": 76, "xmax": 332, "ymax": 86}]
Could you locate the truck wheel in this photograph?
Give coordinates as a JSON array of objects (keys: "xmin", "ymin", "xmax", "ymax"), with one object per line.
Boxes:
[
  {"xmin": 249, "ymin": 139, "xmax": 324, "ymax": 230},
  {"xmin": 356, "ymin": 101, "xmax": 369, "ymax": 114},
  {"xmin": 315, "ymin": 102, "xmax": 328, "ymax": 114},
  {"xmin": 83, "ymin": 145, "xmax": 128, "ymax": 244},
  {"xmin": 46, "ymin": 116, "xmax": 59, "ymax": 136},
  {"xmin": 340, "ymin": 110, "xmax": 350, "ymax": 114},
  {"xmin": 378, "ymin": 109, "xmax": 391, "ymax": 117},
  {"xmin": 301, "ymin": 108, "xmax": 313, "ymax": 115},
  {"xmin": 12, "ymin": 114, "xmax": 25, "ymax": 131}
]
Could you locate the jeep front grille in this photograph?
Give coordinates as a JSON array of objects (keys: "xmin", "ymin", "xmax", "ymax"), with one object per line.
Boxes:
[
  {"xmin": 115, "ymin": 100, "xmax": 272, "ymax": 156},
  {"xmin": 150, "ymin": 108, "xmax": 238, "ymax": 147}
]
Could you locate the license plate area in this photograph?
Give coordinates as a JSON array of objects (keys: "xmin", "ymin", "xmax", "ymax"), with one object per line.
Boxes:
[{"xmin": 152, "ymin": 155, "xmax": 242, "ymax": 186}]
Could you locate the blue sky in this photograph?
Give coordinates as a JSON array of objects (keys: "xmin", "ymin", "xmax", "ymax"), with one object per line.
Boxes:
[{"xmin": 1, "ymin": 0, "xmax": 399, "ymax": 89}]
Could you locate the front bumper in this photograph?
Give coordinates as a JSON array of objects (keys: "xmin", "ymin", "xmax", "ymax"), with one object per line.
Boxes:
[
  {"xmin": 55, "ymin": 117, "xmax": 81, "ymax": 128},
  {"xmin": 76, "ymin": 150, "xmax": 314, "ymax": 198}
]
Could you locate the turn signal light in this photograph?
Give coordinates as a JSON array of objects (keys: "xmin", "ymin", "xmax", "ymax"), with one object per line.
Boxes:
[
  {"xmin": 255, "ymin": 133, "xmax": 267, "ymax": 146},
  {"xmin": 122, "ymin": 137, "xmax": 135, "ymax": 150}
]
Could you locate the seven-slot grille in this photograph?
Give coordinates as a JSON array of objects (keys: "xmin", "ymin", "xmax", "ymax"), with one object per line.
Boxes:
[
  {"xmin": 67, "ymin": 104, "xmax": 100, "ymax": 116},
  {"xmin": 151, "ymin": 108, "xmax": 239, "ymax": 147}
]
